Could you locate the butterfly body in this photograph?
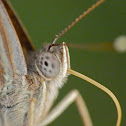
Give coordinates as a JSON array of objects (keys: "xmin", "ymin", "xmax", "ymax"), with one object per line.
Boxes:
[{"xmin": 0, "ymin": 42, "xmax": 70, "ymax": 126}]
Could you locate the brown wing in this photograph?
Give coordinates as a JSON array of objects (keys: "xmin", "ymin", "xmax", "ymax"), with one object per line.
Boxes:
[
  {"xmin": 1, "ymin": 0, "xmax": 35, "ymax": 55},
  {"xmin": 0, "ymin": 0, "xmax": 28, "ymax": 89}
]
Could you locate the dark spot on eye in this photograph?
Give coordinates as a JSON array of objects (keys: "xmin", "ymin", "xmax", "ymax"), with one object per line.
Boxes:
[
  {"xmin": 52, "ymin": 64, "xmax": 54, "ymax": 68},
  {"xmin": 49, "ymin": 70, "xmax": 52, "ymax": 73},
  {"xmin": 40, "ymin": 61, "xmax": 43, "ymax": 65},
  {"xmin": 44, "ymin": 68, "xmax": 46, "ymax": 71},
  {"xmin": 45, "ymin": 56, "xmax": 49, "ymax": 59},
  {"xmin": 44, "ymin": 61, "xmax": 48, "ymax": 66}
]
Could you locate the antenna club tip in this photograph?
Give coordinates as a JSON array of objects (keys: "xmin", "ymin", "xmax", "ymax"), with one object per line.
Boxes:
[{"xmin": 113, "ymin": 35, "xmax": 126, "ymax": 53}]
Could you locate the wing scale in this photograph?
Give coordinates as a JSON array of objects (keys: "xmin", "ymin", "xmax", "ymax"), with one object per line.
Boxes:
[{"xmin": 0, "ymin": 0, "xmax": 28, "ymax": 90}]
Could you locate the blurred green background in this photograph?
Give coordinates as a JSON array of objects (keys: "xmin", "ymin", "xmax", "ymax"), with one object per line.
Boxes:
[{"xmin": 9, "ymin": 0, "xmax": 126, "ymax": 126}]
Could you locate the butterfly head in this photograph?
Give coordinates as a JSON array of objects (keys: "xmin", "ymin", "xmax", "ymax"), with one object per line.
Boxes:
[{"xmin": 35, "ymin": 42, "xmax": 70, "ymax": 80}]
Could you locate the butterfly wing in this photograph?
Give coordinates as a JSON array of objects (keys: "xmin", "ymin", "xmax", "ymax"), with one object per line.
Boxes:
[
  {"xmin": 1, "ymin": 0, "xmax": 35, "ymax": 54},
  {"xmin": 0, "ymin": 0, "xmax": 28, "ymax": 90}
]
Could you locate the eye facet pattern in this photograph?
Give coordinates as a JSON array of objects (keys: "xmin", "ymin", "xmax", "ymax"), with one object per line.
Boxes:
[{"xmin": 36, "ymin": 52, "xmax": 60, "ymax": 78}]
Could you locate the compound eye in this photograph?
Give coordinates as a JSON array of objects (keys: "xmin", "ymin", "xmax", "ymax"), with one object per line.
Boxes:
[{"xmin": 36, "ymin": 52, "xmax": 60, "ymax": 78}]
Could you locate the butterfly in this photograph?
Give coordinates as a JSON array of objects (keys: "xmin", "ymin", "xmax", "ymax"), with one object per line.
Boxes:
[{"xmin": 0, "ymin": 0, "xmax": 123, "ymax": 126}]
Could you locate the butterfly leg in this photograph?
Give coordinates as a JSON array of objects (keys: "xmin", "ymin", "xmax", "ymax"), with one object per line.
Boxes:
[
  {"xmin": 40, "ymin": 89, "xmax": 93, "ymax": 126},
  {"xmin": 28, "ymin": 98, "xmax": 36, "ymax": 126}
]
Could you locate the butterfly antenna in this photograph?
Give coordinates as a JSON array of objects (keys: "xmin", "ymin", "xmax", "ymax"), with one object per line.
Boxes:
[{"xmin": 52, "ymin": 0, "xmax": 105, "ymax": 44}]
